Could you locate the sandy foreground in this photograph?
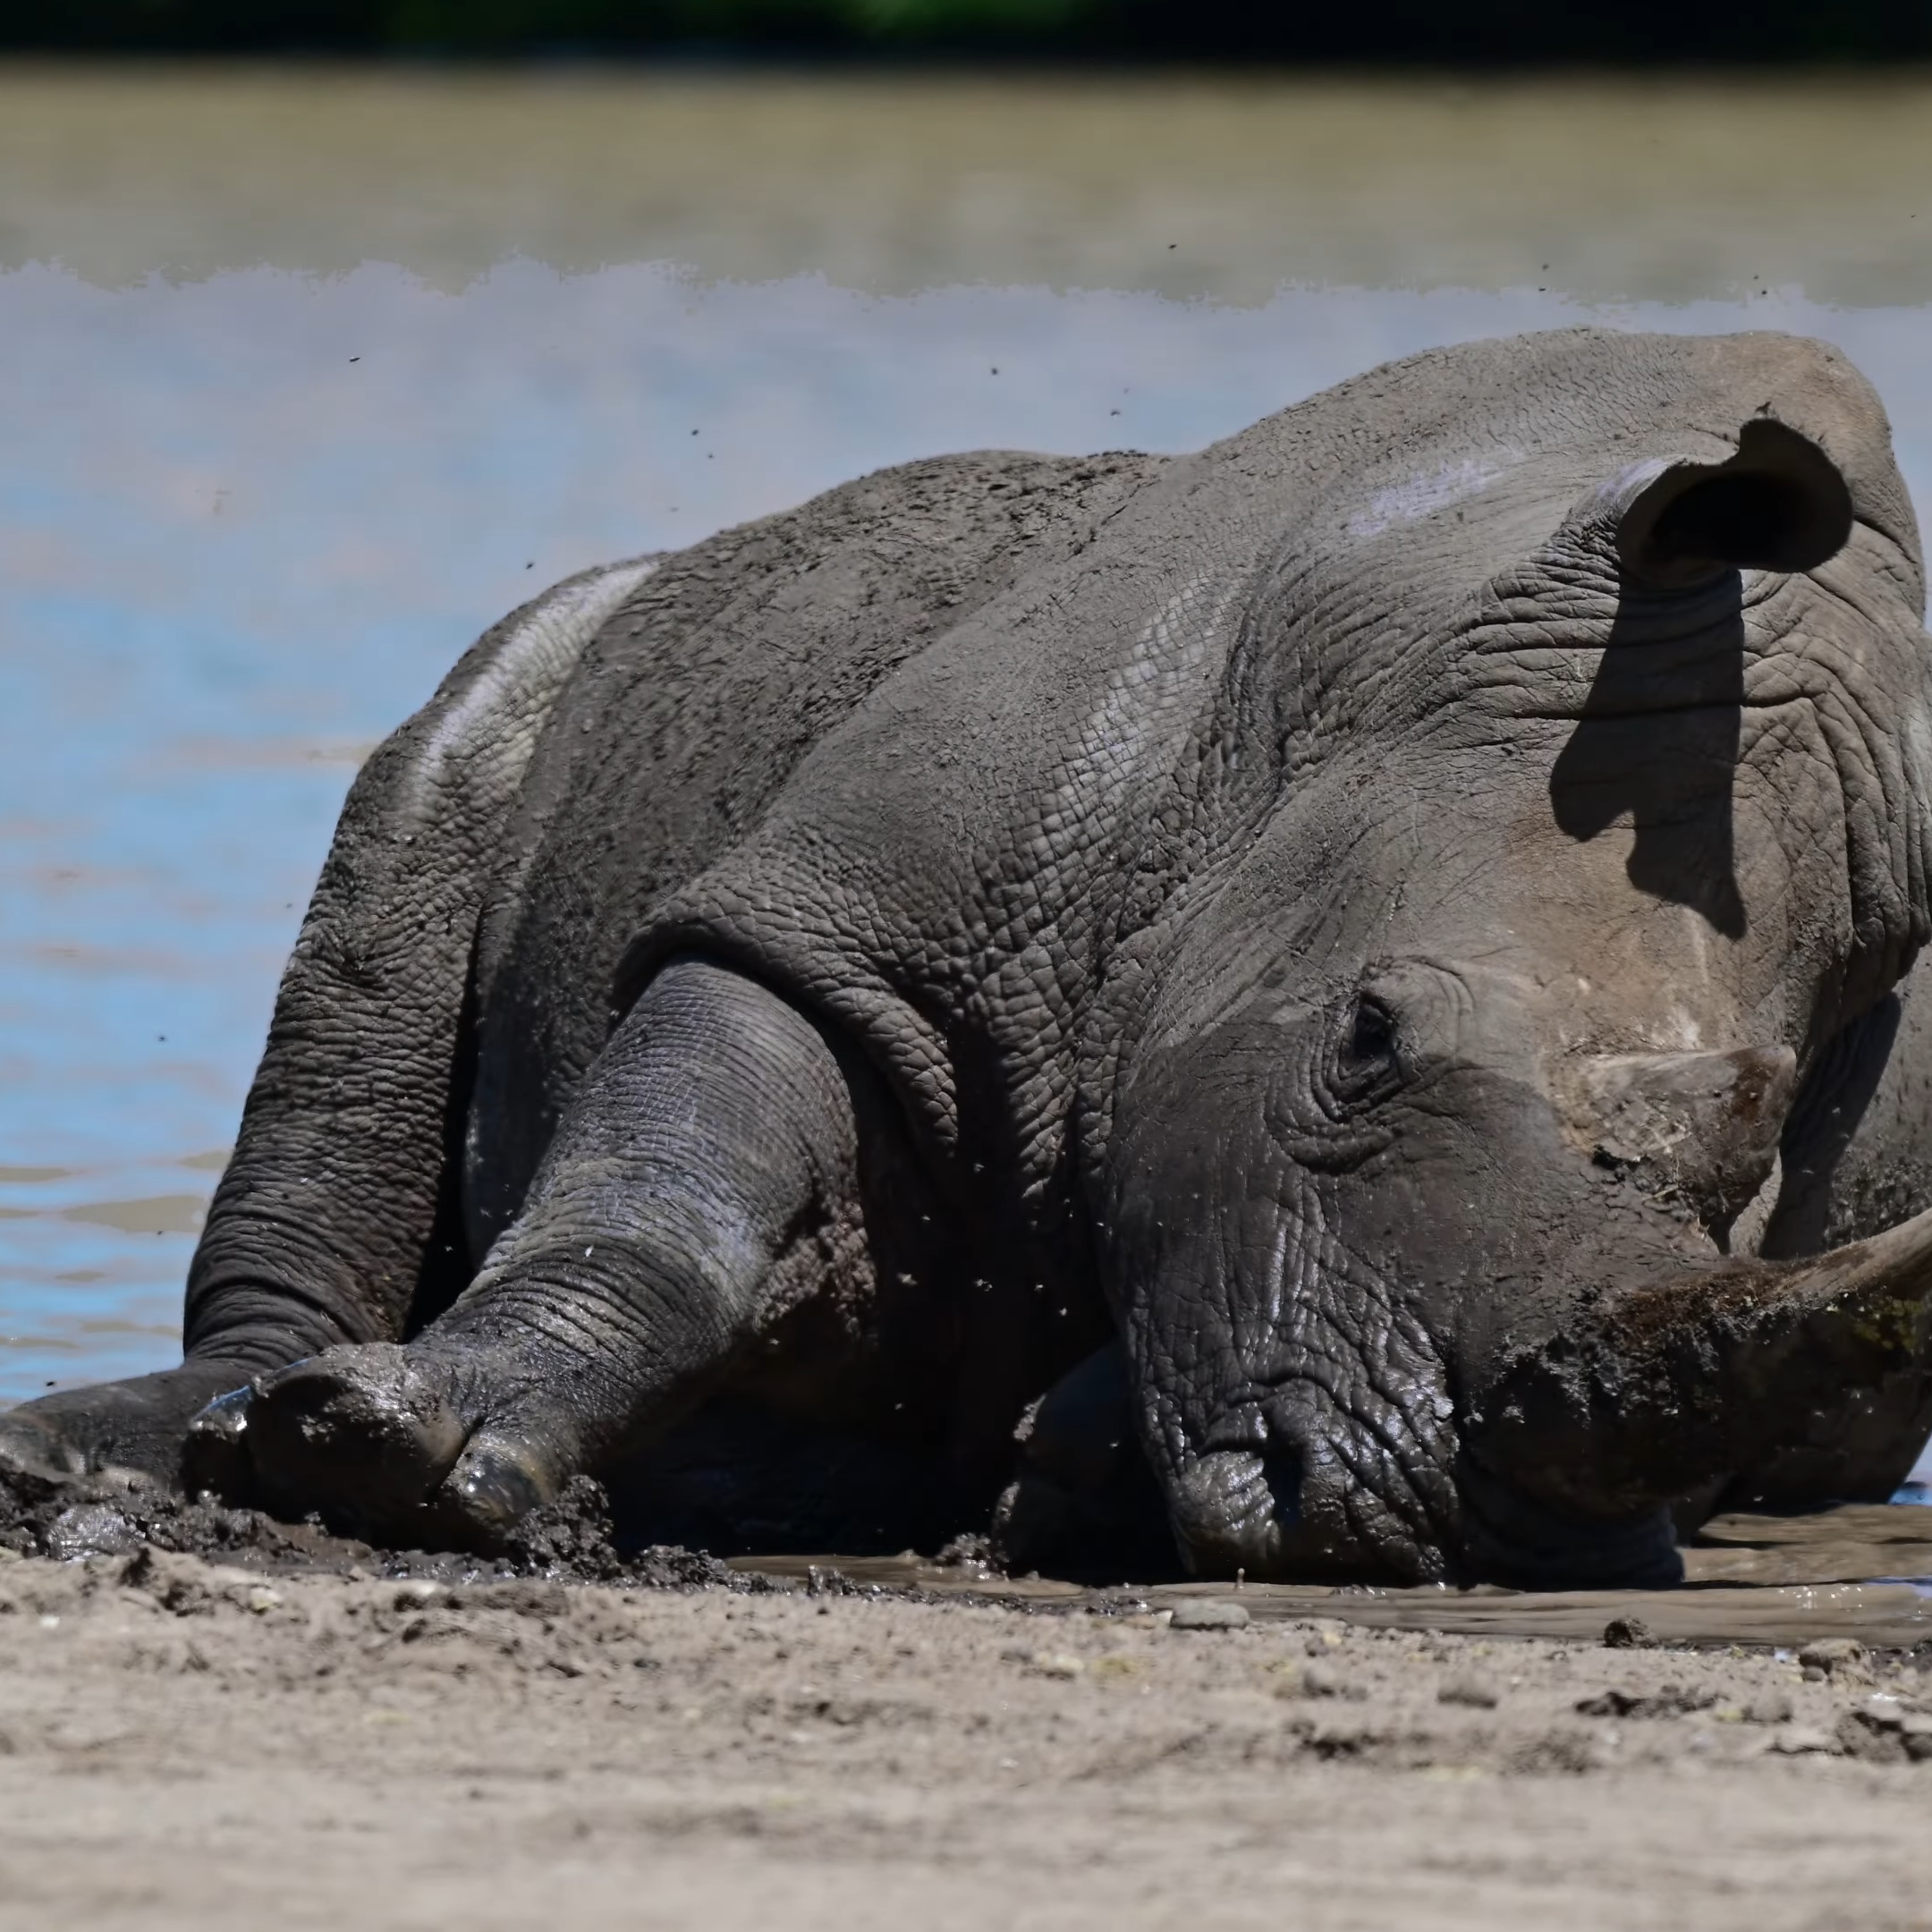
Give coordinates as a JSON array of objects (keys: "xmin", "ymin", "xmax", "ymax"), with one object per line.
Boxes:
[{"xmin": 2, "ymin": 1540, "xmax": 1930, "ymax": 1932}]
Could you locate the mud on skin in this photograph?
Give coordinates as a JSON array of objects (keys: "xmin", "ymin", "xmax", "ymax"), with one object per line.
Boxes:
[{"xmin": 10, "ymin": 327, "xmax": 1932, "ymax": 1589}]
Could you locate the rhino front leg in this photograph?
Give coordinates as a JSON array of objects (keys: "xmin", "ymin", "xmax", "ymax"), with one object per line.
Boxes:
[{"xmin": 201, "ymin": 956, "xmax": 863, "ymax": 1548}]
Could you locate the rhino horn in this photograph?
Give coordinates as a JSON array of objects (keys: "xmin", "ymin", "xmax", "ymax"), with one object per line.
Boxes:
[{"xmin": 1473, "ymin": 1203, "xmax": 1932, "ymax": 1519}]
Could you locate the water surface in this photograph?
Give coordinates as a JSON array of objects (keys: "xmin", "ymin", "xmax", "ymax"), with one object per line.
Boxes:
[{"xmin": 4, "ymin": 68, "xmax": 1932, "ymax": 1454}]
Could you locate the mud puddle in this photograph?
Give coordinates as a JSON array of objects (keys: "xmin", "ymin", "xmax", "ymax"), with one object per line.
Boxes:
[{"xmin": 733, "ymin": 1504, "xmax": 1932, "ymax": 1648}]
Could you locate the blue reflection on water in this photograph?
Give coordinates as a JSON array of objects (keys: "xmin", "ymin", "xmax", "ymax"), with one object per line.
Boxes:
[{"xmin": 4, "ymin": 261, "xmax": 1932, "ymax": 1411}]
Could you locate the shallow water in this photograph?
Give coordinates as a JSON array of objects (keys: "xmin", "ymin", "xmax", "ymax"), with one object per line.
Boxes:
[
  {"xmin": 3, "ymin": 67, "xmax": 1932, "ymax": 1473},
  {"xmin": 730, "ymin": 1505, "xmax": 1932, "ymax": 1644}
]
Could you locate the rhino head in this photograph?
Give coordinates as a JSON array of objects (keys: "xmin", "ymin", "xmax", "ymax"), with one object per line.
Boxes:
[{"xmin": 1082, "ymin": 333, "xmax": 1932, "ymax": 1586}]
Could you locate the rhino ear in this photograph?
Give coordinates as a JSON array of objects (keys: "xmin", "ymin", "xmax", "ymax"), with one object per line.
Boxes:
[{"xmin": 1607, "ymin": 418, "xmax": 1853, "ymax": 591}]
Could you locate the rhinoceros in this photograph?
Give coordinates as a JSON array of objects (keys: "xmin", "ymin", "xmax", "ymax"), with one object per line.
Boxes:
[{"xmin": 6, "ymin": 326, "xmax": 1932, "ymax": 1587}]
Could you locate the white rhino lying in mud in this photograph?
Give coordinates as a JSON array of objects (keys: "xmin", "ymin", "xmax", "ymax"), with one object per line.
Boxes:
[{"xmin": 7, "ymin": 326, "xmax": 1932, "ymax": 1589}]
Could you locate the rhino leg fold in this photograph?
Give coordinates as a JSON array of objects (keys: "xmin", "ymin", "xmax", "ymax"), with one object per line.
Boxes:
[{"xmin": 195, "ymin": 955, "xmax": 864, "ymax": 1550}]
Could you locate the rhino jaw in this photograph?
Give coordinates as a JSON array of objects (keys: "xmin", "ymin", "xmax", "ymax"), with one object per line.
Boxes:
[
  {"xmin": 1157, "ymin": 1195, "xmax": 1932, "ymax": 1586},
  {"xmin": 1160, "ymin": 1418, "xmax": 1453, "ymax": 1586}
]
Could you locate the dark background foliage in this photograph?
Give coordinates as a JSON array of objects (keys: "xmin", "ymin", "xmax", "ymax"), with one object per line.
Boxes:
[{"xmin": 2, "ymin": 0, "xmax": 1928, "ymax": 61}]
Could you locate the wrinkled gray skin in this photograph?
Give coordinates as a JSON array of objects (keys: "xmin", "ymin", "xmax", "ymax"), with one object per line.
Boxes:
[{"xmin": 10, "ymin": 327, "xmax": 1932, "ymax": 1589}]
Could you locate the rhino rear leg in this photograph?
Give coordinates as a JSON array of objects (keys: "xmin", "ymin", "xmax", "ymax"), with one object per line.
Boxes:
[
  {"xmin": 201, "ymin": 956, "xmax": 865, "ymax": 1548},
  {"xmin": 0, "ymin": 562, "xmax": 650, "ymax": 1489}
]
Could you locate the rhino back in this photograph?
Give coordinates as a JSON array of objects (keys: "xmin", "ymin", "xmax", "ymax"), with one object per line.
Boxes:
[
  {"xmin": 473, "ymin": 326, "xmax": 1923, "ymax": 1290},
  {"xmin": 616, "ymin": 327, "xmax": 1925, "ymax": 1275},
  {"xmin": 462, "ymin": 447, "xmax": 1163, "ymax": 1250}
]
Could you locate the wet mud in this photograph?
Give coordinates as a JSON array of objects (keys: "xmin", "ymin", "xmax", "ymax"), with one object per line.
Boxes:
[{"xmin": 0, "ymin": 1465, "xmax": 749, "ymax": 1592}]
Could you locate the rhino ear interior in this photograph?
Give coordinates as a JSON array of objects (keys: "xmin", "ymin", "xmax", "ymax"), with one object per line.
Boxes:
[{"xmin": 1616, "ymin": 419, "xmax": 1853, "ymax": 590}]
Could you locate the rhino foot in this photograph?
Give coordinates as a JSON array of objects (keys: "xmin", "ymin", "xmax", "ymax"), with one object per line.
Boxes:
[
  {"xmin": 190, "ymin": 1340, "xmax": 574, "ymax": 1551},
  {"xmin": 989, "ymin": 1343, "xmax": 1181, "ymax": 1579},
  {"xmin": 0, "ymin": 1407, "xmax": 88, "ymax": 1488},
  {"xmin": 0, "ymin": 1362, "xmax": 262, "ymax": 1492}
]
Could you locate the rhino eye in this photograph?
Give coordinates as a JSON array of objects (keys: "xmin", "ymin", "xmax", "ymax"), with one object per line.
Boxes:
[
  {"xmin": 1346, "ymin": 996, "xmax": 1398, "ymax": 1066},
  {"xmin": 1317, "ymin": 988, "xmax": 1407, "ymax": 1114}
]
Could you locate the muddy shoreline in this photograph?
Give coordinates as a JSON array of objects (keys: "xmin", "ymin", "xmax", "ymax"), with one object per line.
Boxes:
[
  {"xmin": 7, "ymin": 1521, "xmax": 1932, "ymax": 1931},
  {"xmin": 9, "ymin": 1470, "xmax": 1932, "ymax": 1928}
]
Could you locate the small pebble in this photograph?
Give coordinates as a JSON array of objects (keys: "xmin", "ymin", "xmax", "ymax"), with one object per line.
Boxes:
[
  {"xmin": 1028, "ymin": 1651, "xmax": 1086, "ymax": 1679},
  {"xmin": 1602, "ymin": 1616, "xmax": 1651, "ymax": 1649},
  {"xmin": 1169, "ymin": 1599, "xmax": 1250, "ymax": 1631},
  {"xmin": 1276, "ymin": 1660, "xmax": 1365, "ymax": 1701},
  {"xmin": 1834, "ymin": 1694, "xmax": 1932, "ymax": 1766},
  {"xmin": 1744, "ymin": 1690, "xmax": 1794, "ymax": 1725},
  {"xmin": 1769, "ymin": 1724, "xmax": 1837, "ymax": 1755}
]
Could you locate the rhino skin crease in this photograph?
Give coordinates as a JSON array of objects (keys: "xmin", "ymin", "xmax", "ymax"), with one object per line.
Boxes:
[{"xmin": 9, "ymin": 326, "xmax": 1932, "ymax": 1589}]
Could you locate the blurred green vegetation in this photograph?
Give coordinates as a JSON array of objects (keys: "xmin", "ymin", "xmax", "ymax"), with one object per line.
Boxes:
[{"xmin": 2, "ymin": 0, "xmax": 1928, "ymax": 58}]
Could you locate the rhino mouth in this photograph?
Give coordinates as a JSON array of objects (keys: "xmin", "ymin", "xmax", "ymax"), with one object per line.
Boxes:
[
  {"xmin": 1163, "ymin": 1444, "xmax": 1301, "ymax": 1577},
  {"xmin": 1157, "ymin": 1386, "xmax": 1462, "ymax": 1588},
  {"xmin": 1162, "ymin": 1433, "xmax": 1684, "ymax": 1589}
]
